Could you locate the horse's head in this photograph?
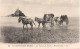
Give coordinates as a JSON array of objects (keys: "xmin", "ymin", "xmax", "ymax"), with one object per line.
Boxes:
[
  {"xmin": 18, "ymin": 16, "xmax": 23, "ymax": 23},
  {"xmin": 18, "ymin": 16, "xmax": 26, "ymax": 23}
]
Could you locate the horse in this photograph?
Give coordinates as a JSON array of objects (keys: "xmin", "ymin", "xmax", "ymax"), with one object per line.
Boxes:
[
  {"xmin": 43, "ymin": 14, "xmax": 54, "ymax": 27},
  {"xmin": 60, "ymin": 15, "xmax": 69, "ymax": 25},
  {"xmin": 35, "ymin": 17, "xmax": 46, "ymax": 28},
  {"xmin": 18, "ymin": 16, "xmax": 36, "ymax": 31},
  {"xmin": 57, "ymin": 17, "xmax": 63, "ymax": 25},
  {"xmin": 53, "ymin": 17, "xmax": 59, "ymax": 25}
]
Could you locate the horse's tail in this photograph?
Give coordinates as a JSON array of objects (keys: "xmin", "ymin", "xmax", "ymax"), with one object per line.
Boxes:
[{"xmin": 32, "ymin": 21, "xmax": 36, "ymax": 26}]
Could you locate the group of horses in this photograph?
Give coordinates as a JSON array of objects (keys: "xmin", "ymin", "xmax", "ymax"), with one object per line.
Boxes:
[{"xmin": 18, "ymin": 13, "xmax": 69, "ymax": 31}]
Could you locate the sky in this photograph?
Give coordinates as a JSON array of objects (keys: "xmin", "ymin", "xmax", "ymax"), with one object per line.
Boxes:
[{"xmin": 0, "ymin": 0, "xmax": 79, "ymax": 18}]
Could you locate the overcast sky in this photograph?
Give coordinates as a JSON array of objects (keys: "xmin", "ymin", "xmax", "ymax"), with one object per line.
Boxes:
[{"xmin": 0, "ymin": 0, "xmax": 79, "ymax": 17}]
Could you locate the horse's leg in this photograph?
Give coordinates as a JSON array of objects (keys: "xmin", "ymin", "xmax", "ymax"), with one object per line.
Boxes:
[
  {"xmin": 50, "ymin": 22, "xmax": 54, "ymax": 27},
  {"xmin": 30, "ymin": 23, "xmax": 33, "ymax": 30},
  {"xmin": 42, "ymin": 22, "xmax": 45, "ymax": 28},
  {"xmin": 38, "ymin": 23, "xmax": 40, "ymax": 28},
  {"xmin": 31, "ymin": 24, "xmax": 33, "ymax": 30},
  {"xmin": 23, "ymin": 24, "xmax": 25, "ymax": 29},
  {"xmin": 22, "ymin": 24, "xmax": 25, "ymax": 32},
  {"xmin": 26, "ymin": 24, "xmax": 28, "ymax": 31},
  {"xmin": 42, "ymin": 22, "xmax": 46, "ymax": 31}
]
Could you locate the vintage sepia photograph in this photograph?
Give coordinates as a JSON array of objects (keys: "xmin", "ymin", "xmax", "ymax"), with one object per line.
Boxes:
[{"xmin": 0, "ymin": 0, "xmax": 79, "ymax": 44}]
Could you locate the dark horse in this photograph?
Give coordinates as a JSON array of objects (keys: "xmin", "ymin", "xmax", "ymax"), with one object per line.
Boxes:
[
  {"xmin": 43, "ymin": 14, "xmax": 54, "ymax": 27},
  {"xmin": 59, "ymin": 15, "xmax": 69, "ymax": 25},
  {"xmin": 18, "ymin": 16, "xmax": 36, "ymax": 31},
  {"xmin": 35, "ymin": 17, "xmax": 46, "ymax": 28}
]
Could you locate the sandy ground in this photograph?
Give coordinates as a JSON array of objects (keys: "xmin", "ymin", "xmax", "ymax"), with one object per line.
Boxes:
[{"xmin": 0, "ymin": 17, "xmax": 79, "ymax": 43}]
